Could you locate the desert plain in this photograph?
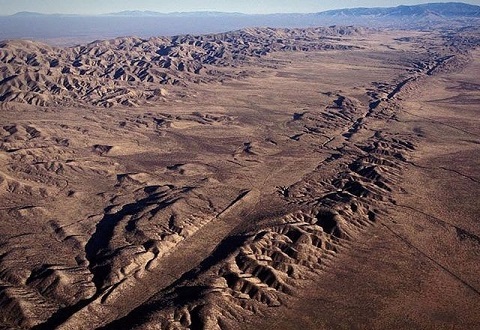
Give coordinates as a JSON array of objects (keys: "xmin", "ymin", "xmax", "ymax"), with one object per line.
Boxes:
[{"xmin": 0, "ymin": 23, "xmax": 479, "ymax": 330}]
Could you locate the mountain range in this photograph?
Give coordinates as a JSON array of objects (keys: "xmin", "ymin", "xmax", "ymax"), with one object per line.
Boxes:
[
  {"xmin": 1, "ymin": 3, "xmax": 479, "ymax": 45},
  {"xmin": 7, "ymin": 3, "xmax": 480, "ymax": 18},
  {"xmin": 317, "ymin": 2, "xmax": 480, "ymax": 17}
]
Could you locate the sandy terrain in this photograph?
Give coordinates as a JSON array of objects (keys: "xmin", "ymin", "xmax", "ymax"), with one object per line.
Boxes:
[{"xmin": 0, "ymin": 25, "xmax": 479, "ymax": 329}]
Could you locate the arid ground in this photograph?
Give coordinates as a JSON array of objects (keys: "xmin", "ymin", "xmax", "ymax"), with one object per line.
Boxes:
[{"xmin": 0, "ymin": 25, "xmax": 479, "ymax": 329}]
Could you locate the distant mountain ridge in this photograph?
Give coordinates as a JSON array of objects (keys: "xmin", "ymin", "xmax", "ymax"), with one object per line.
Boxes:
[
  {"xmin": 7, "ymin": 2, "xmax": 480, "ymax": 17},
  {"xmin": 2, "ymin": 2, "xmax": 479, "ymax": 46},
  {"xmin": 103, "ymin": 10, "xmax": 247, "ymax": 17},
  {"xmin": 317, "ymin": 2, "xmax": 480, "ymax": 18},
  {"xmin": 11, "ymin": 11, "xmax": 79, "ymax": 17}
]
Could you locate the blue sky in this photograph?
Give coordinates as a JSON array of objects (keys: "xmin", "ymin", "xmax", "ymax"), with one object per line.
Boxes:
[{"xmin": 0, "ymin": 0, "xmax": 479, "ymax": 15}]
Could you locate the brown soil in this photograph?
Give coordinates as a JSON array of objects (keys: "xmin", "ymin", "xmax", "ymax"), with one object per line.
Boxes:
[{"xmin": 0, "ymin": 26, "xmax": 479, "ymax": 329}]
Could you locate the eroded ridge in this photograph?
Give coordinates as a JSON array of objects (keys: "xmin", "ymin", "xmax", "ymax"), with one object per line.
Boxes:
[
  {"xmin": 98, "ymin": 55, "xmax": 437, "ymax": 330},
  {"xmin": 0, "ymin": 25, "xmax": 479, "ymax": 329},
  {"xmin": 102, "ymin": 121, "xmax": 416, "ymax": 330},
  {"xmin": 0, "ymin": 26, "xmax": 364, "ymax": 107}
]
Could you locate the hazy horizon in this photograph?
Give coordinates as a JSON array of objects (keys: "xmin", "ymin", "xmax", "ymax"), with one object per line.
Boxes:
[
  {"xmin": 1, "ymin": 1, "xmax": 479, "ymax": 46},
  {"xmin": 1, "ymin": 0, "xmax": 479, "ymax": 15}
]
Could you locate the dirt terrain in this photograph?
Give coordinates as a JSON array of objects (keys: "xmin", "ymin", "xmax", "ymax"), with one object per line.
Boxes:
[{"xmin": 0, "ymin": 25, "xmax": 479, "ymax": 329}]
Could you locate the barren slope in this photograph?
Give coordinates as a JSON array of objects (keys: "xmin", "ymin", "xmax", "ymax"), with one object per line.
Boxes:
[
  {"xmin": 0, "ymin": 26, "xmax": 363, "ymax": 107},
  {"xmin": 0, "ymin": 26, "xmax": 478, "ymax": 329}
]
